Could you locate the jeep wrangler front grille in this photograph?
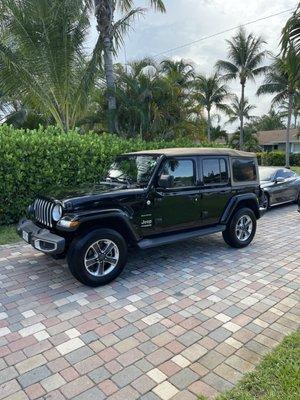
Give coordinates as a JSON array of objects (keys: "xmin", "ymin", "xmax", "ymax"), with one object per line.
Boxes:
[{"xmin": 34, "ymin": 199, "xmax": 55, "ymax": 228}]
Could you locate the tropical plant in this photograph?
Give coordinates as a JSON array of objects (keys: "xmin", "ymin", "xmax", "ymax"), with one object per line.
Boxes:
[
  {"xmin": 281, "ymin": 5, "xmax": 300, "ymax": 56},
  {"xmin": 216, "ymin": 27, "xmax": 268, "ymax": 149},
  {"xmin": 210, "ymin": 125, "xmax": 228, "ymax": 143},
  {"xmin": 0, "ymin": 0, "xmax": 101, "ymax": 131},
  {"xmin": 112, "ymin": 58, "xmax": 201, "ymax": 140},
  {"xmin": 224, "ymin": 95, "xmax": 256, "ymax": 126},
  {"xmin": 93, "ymin": 0, "xmax": 166, "ymax": 133},
  {"xmin": 229, "ymin": 126, "xmax": 260, "ymax": 152},
  {"xmin": 257, "ymin": 50, "xmax": 300, "ymax": 167},
  {"xmin": 279, "ymin": 93, "xmax": 300, "ymax": 128},
  {"xmin": 250, "ymin": 109, "xmax": 286, "ymax": 131},
  {"xmin": 194, "ymin": 73, "xmax": 230, "ymax": 141}
]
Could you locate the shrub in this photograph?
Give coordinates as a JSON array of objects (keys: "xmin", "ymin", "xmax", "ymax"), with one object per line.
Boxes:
[
  {"xmin": 257, "ymin": 151, "xmax": 300, "ymax": 166},
  {"xmin": 0, "ymin": 125, "xmax": 222, "ymax": 225}
]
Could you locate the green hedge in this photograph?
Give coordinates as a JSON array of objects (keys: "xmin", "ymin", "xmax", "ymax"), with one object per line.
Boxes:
[
  {"xmin": 257, "ymin": 151, "xmax": 300, "ymax": 166},
  {"xmin": 0, "ymin": 125, "xmax": 219, "ymax": 225}
]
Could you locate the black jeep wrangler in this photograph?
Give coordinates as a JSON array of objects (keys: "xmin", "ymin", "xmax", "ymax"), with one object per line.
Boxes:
[{"xmin": 18, "ymin": 148, "xmax": 264, "ymax": 286}]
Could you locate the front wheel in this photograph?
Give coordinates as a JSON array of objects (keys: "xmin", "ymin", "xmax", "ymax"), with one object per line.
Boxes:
[
  {"xmin": 67, "ymin": 229, "xmax": 127, "ymax": 286},
  {"xmin": 222, "ymin": 207, "xmax": 257, "ymax": 248}
]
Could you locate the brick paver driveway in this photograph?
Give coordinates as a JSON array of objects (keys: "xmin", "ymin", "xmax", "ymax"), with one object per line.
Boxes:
[{"xmin": 0, "ymin": 205, "xmax": 299, "ymax": 400}]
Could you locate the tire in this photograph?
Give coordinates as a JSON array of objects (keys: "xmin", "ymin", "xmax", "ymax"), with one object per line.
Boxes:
[
  {"xmin": 222, "ymin": 207, "xmax": 257, "ymax": 248},
  {"xmin": 261, "ymin": 192, "xmax": 270, "ymax": 209},
  {"xmin": 67, "ymin": 229, "xmax": 127, "ymax": 287}
]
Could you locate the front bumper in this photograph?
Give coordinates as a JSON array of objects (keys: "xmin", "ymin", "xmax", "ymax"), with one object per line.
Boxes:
[{"xmin": 17, "ymin": 219, "xmax": 65, "ymax": 255}]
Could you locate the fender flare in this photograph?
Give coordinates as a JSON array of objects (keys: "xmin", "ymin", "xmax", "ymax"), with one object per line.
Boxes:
[
  {"xmin": 220, "ymin": 193, "xmax": 260, "ymax": 224},
  {"xmin": 59, "ymin": 209, "xmax": 140, "ymax": 243}
]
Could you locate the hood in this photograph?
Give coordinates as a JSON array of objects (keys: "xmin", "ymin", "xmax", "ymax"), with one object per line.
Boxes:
[{"xmin": 39, "ymin": 182, "xmax": 147, "ymax": 211}]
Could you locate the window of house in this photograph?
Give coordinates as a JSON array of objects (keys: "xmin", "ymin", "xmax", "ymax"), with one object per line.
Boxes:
[
  {"xmin": 232, "ymin": 159, "xmax": 257, "ymax": 182},
  {"xmin": 161, "ymin": 159, "xmax": 195, "ymax": 187},
  {"xmin": 202, "ymin": 158, "xmax": 229, "ymax": 185}
]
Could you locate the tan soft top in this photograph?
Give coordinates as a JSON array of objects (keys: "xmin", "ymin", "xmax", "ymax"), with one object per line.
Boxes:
[{"xmin": 125, "ymin": 147, "xmax": 256, "ymax": 158}]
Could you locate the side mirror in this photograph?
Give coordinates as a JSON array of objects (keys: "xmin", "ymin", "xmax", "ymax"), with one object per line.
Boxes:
[
  {"xmin": 275, "ymin": 177, "xmax": 285, "ymax": 184},
  {"xmin": 158, "ymin": 175, "xmax": 174, "ymax": 189}
]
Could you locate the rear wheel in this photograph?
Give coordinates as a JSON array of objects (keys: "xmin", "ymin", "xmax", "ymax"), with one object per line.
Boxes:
[
  {"xmin": 67, "ymin": 229, "xmax": 127, "ymax": 286},
  {"xmin": 261, "ymin": 192, "xmax": 270, "ymax": 209},
  {"xmin": 222, "ymin": 207, "xmax": 257, "ymax": 248}
]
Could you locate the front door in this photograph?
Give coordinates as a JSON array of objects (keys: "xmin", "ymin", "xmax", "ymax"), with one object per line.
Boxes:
[
  {"xmin": 199, "ymin": 157, "xmax": 232, "ymax": 226},
  {"xmin": 149, "ymin": 157, "xmax": 201, "ymax": 234}
]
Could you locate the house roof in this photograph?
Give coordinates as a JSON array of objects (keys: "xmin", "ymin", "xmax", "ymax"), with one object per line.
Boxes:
[
  {"xmin": 126, "ymin": 147, "xmax": 256, "ymax": 157},
  {"xmin": 256, "ymin": 129, "xmax": 300, "ymax": 145}
]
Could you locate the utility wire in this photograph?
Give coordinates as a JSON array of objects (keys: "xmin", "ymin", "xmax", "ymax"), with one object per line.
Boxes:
[{"xmin": 151, "ymin": 7, "xmax": 296, "ymax": 58}]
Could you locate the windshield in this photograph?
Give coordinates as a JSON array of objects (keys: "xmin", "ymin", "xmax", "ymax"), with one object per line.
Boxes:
[
  {"xmin": 259, "ymin": 168, "xmax": 275, "ymax": 181},
  {"xmin": 106, "ymin": 155, "xmax": 159, "ymax": 187}
]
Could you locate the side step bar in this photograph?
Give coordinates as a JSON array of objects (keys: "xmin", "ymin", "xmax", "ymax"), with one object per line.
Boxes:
[{"xmin": 138, "ymin": 225, "xmax": 226, "ymax": 250}]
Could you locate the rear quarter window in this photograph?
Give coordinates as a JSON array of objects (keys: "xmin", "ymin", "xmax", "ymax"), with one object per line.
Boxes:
[{"xmin": 232, "ymin": 158, "xmax": 257, "ymax": 182}]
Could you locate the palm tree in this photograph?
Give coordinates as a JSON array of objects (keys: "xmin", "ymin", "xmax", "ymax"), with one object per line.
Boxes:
[
  {"xmin": 94, "ymin": 0, "xmax": 166, "ymax": 133},
  {"xmin": 216, "ymin": 27, "xmax": 268, "ymax": 149},
  {"xmin": 279, "ymin": 93, "xmax": 300, "ymax": 127},
  {"xmin": 0, "ymin": 0, "xmax": 100, "ymax": 131},
  {"xmin": 194, "ymin": 73, "xmax": 230, "ymax": 141},
  {"xmin": 257, "ymin": 50, "xmax": 300, "ymax": 168},
  {"xmin": 281, "ymin": 5, "xmax": 300, "ymax": 56},
  {"xmin": 160, "ymin": 59, "xmax": 194, "ymax": 88},
  {"xmin": 224, "ymin": 95, "xmax": 256, "ymax": 126}
]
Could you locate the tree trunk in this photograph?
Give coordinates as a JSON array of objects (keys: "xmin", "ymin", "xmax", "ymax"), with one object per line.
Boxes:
[
  {"xmin": 207, "ymin": 108, "xmax": 211, "ymax": 142},
  {"xmin": 240, "ymin": 83, "xmax": 245, "ymax": 150},
  {"xmin": 285, "ymin": 94, "xmax": 293, "ymax": 169},
  {"xmin": 103, "ymin": 37, "xmax": 117, "ymax": 133},
  {"xmin": 95, "ymin": 0, "xmax": 117, "ymax": 133}
]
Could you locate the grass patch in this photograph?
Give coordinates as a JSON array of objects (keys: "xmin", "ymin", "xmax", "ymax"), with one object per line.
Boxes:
[
  {"xmin": 0, "ymin": 225, "xmax": 20, "ymax": 245},
  {"xmin": 199, "ymin": 331, "xmax": 300, "ymax": 400},
  {"xmin": 291, "ymin": 166, "xmax": 300, "ymax": 175}
]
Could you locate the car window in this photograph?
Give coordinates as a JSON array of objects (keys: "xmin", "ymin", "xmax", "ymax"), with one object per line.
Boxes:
[
  {"xmin": 276, "ymin": 169, "xmax": 295, "ymax": 179},
  {"xmin": 202, "ymin": 158, "xmax": 229, "ymax": 185},
  {"xmin": 232, "ymin": 159, "xmax": 257, "ymax": 182},
  {"xmin": 160, "ymin": 158, "xmax": 195, "ymax": 188}
]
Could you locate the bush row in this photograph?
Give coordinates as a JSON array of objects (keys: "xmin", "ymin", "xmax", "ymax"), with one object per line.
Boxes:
[
  {"xmin": 257, "ymin": 151, "xmax": 300, "ymax": 166},
  {"xmin": 0, "ymin": 125, "xmax": 218, "ymax": 225}
]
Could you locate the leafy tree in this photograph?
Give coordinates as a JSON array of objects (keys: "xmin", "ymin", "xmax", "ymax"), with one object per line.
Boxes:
[
  {"xmin": 93, "ymin": 0, "xmax": 166, "ymax": 133},
  {"xmin": 257, "ymin": 50, "xmax": 300, "ymax": 167},
  {"xmin": 279, "ymin": 93, "xmax": 300, "ymax": 128},
  {"xmin": 229, "ymin": 126, "xmax": 260, "ymax": 152},
  {"xmin": 210, "ymin": 125, "xmax": 228, "ymax": 143},
  {"xmin": 0, "ymin": 0, "xmax": 101, "ymax": 131},
  {"xmin": 194, "ymin": 73, "xmax": 230, "ymax": 142},
  {"xmin": 224, "ymin": 95, "xmax": 256, "ymax": 126},
  {"xmin": 281, "ymin": 5, "xmax": 300, "ymax": 56},
  {"xmin": 251, "ymin": 109, "xmax": 286, "ymax": 131},
  {"xmin": 216, "ymin": 27, "xmax": 267, "ymax": 149}
]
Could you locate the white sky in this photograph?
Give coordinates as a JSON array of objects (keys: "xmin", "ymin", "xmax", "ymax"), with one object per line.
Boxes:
[{"xmin": 87, "ymin": 0, "xmax": 298, "ymax": 132}]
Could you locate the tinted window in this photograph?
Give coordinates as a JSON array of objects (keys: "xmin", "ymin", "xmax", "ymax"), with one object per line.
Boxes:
[
  {"xmin": 202, "ymin": 158, "xmax": 229, "ymax": 185},
  {"xmin": 232, "ymin": 159, "xmax": 257, "ymax": 182},
  {"xmin": 161, "ymin": 159, "xmax": 195, "ymax": 187},
  {"xmin": 276, "ymin": 169, "xmax": 295, "ymax": 179}
]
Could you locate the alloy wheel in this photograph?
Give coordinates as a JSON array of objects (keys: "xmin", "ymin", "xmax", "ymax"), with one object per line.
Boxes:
[{"xmin": 84, "ymin": 239, "xmax": 119, "ymax": 277}]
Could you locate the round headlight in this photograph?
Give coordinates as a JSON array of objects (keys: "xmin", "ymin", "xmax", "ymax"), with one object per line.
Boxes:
[{"xmin": 52, "ymin": 204, "xmax": 63, "ymax": 221}]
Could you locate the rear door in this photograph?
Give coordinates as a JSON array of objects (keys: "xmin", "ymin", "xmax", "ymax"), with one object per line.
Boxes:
[{"xmin": 198, "ymin": 157, "xmax": 232, "ymax": 226}]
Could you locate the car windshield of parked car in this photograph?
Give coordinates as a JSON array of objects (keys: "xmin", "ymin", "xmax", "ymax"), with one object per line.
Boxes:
[
  {"xmin": 259, "ymin": 168, "xmax": 276, "ymax": 181},
  {"xmin": 106, "ymin": 155, "xmax": 159, "ymax": 186}
]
